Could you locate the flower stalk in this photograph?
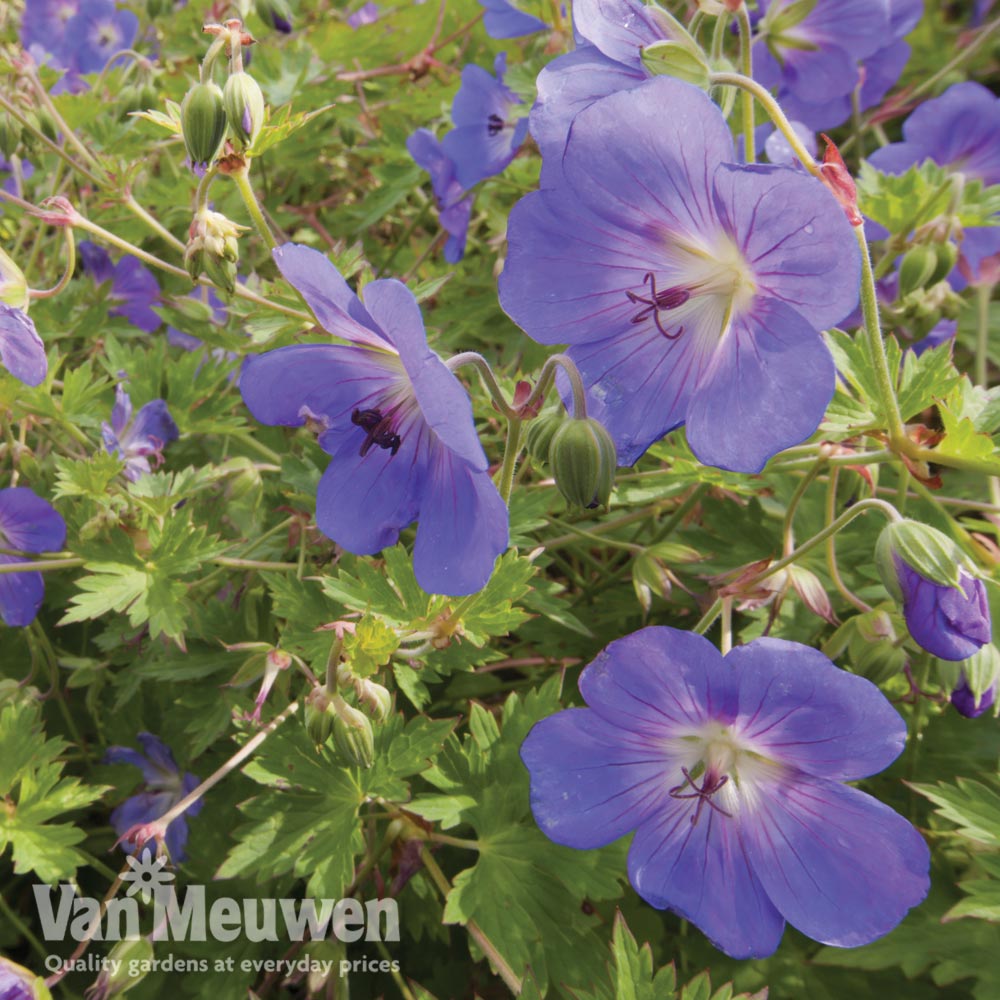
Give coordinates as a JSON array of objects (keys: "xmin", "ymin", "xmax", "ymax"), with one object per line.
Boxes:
[{"xmin": 694, "ymin": 497, "xmax": 903, "ymax": 634}]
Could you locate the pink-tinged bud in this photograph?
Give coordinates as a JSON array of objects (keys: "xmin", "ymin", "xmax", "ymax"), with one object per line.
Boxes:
[
  {"xmin": 37, "ymin": 196, "xmax": 80, "ymax": 227},
  {"xmin": 818, "ymin": 134, "xmax": 862, "ymax": 227},
  {"xmin": 787, "ymin": 565, "xmax": 837, "ymax": 625}
]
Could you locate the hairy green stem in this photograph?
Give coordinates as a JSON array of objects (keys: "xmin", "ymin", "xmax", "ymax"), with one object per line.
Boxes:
[
  {"xmin": 709, "ymin": 71, "xmax": 822, "ymax": 180},
  {"xmin": 737, "ymin": 4, "xmax": 755, "ymax": 163},
  {"xmin": 824, "ymin": 467, "xmax": 872, "ymax": 613},
  {"xmin": 27, "ymin": 225, "xmax": 75, "ymax": 300},
  {"xmin": 231, "ymin": 167, "xmax": 278, "ymax": 250},
  {"xmin": 855, "ymin": 224, "xmax": 906, "ymax": 443},
  {"xmin": 498, "ymin": 418, "xmax": 523, "ymax": 505},
  {"xmin": 447, "ymin": 352, "xmax": 520, "ymax": 420}
]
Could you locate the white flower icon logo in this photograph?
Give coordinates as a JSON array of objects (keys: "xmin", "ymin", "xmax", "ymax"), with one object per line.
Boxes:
[{"xmin": 122, "ymin": 849, "xmax": 175, "ymax": 903}]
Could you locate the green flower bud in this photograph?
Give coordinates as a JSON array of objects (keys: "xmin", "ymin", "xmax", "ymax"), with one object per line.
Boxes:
[
  {"xmin": 89, "ymin": 939, "xmax": 154, "ymax": 998},
  {"xmin": 897, "ymin": 245, "xmax": 937, "ymax": 298},
  {"xmin": 954, "ymin": 642, "xmax": 1000, "ymax": 709},
  {"xmin": 305, "ymin": 687, "xmax": 336, "ymax": 746},
  {"xmin": 357, "ymin": 678, "xmax": 392, "ymax": 722},
  {"xmin": 641, "ymin": 40, "xmax": 712, "ymax": 90},
  {"xmin": 0, "ymin": 111, "xmax": 22, "ymax": 159},
  {"xmin": 929, "ymin": 241, "xmax": 959, "ymax": 286},
  {"xmin": 632, "ymin": 551, "xmax": 672, "ymax": 614},
  {"xmin": 117, "ymin": 84, "xmax": 145, "ymax": 121},
  {"xmin": 184, "ymin": 208, "xmax": 246, "ymax": 293},
  {"xmin": 549, "ymin": 417, "xmax": 617, "ymax": 509},
  {"xmin": 332, "ymin": 696, "xmax": 375, "ymax": 769},
  {"xmin": 223, "ymin": 72, "xmax": 266, "ymax": 149},
  {"xmin": 854, "ymin": 636, "xmax": 907, "ymax": 685},
  {"xmin": 180, "ymin": 82, "xmax": 227, "ymax": 169},
  {"xmin": 524, "ymin": 409, "xmax": 565, "ymax": 466},
  {"xmin": 339, "ymin": 122, "xmax": 357, "ymax": 148},
  {"xmin": 202, "ymin": 254, "xmax": 238, "ymax": 294},
  {"xmin": 33, "ymin": 107, "xmax": 59, "ymax": 143},
  {"xmin": 0, "ymin": 246, "xmax": 29, "ymax": 311},
  {"xmin": 875, "ymin": 519, "xmax": 969, "ymax": 602},
  {"xmin": 225, "ymin": 457, "xmax": 263, "ymax": 503}
]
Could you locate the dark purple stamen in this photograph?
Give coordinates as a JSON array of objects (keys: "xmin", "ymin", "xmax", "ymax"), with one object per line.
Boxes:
[
  {"xmin": 669, "ymin": 766, "xmax": 731, "ymax": 826},
  {"xmin": 487, "ymin": 113, "xmax": 505, "ymax": 136},
  {"xmin": 351, "ymin": 408, "xmax": 401, "ymax": 457},
  {"xmin": 625, "ymin": 272, "xmax": 689, "ymax": 340}
]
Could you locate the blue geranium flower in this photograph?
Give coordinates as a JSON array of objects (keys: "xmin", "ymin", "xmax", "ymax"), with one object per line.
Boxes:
[
  {"xmin": 478, "ymin": 0, "xmax": 548, "ymax": 38},
  {"xmin": 240, "ymin": 243, "xmax": 508, "ymax": 595},
  {"xmin": 754, "ymin": 0, "xmax": 923, "ymax": 131},
  {"xmin": 500, "ymin": 77, "xmax": 860, "ymax": 473},
  {"xmin": 79, "ymin": 241, "xmax": 161, "ymax": 333},
  {"xmin": 406, "ymin": 130, "xmax": 473, "ymax": 263},
  {"xmin": 441, "ymin": 54, "xmax": 529, "ymax": 190},
  {"xmin": 21, "ymin": 0, "xmax": 138, "ymax": 87},
  {"xmin": 868, "ymin": 82, "xmax": 1000, "ymax": 287},
  {"xmin": 0, "ymin": 488, "xmax": 66, "ymax": 628},
  {"xmin": 521, "ymin": 625, "xmax": 930, "ymax": 958},
  {"xmin": 105, "ymin": 733, "xmax": 203, "ymax": 862},
  {"xmin": 102, "ymin": 384, "xmax": 179, "ymax": 482},
  {"xmin": 0, "ymin": 306, "xmax": 46, "ymax": 388},
  {"xmin": 528, "ymin": 0, "xmax": 663, "ymax": 176}
]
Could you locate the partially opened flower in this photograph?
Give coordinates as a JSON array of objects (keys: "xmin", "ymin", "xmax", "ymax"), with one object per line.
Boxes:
[
  {"xmin": 441, "ymin": 53, "xmax": 529, "ymax": 190},
  {"xmin": 952, "ymin": 676, "xmax": 995, "ymax": 718},
  {"xmin": 406, "ymin": 130, "xmax": 474, "ymax": 263},
  {"xmin": 240, "ymin": 244, "xmax": 508, "ymax": 595},
  {"xmin": 876, "ymin": 519, "xmax": 992, "ymax": 661},
  {"xmin": 868, "ymin": 82, "xmax": 1000, "ymax": 285},
  {"xmin": 753, "ymin": 0, "xmax": 892, "ymax": 128},
  {"xmin": 0, "ymin": 248, "xmax": 46, "ymax": 387},
  {"xmin": 755, "ymin": 0, "xmax": 922, "ymax": 131},
  {"xmin": 0, "ymin": 487, "xmax": 66, "ymax": 628},
  {"xmin": 500, "ymin": 77, "xmax": 860, "ymax": 473},
  {"xmin": 105, "ymin": 732, "xmax": 203, "ymax": 862},
  {"xmin": 0, "ymin": 306, "xmax": 46, "ymax": 388},
  {"xmin": 102, "ymin": 384, "xmax": 180, "ymax": 482},
  {"xmin": 521, "ymin": 626, "xmax": 930, "ymax": 958},
  {"xmin": 950, "ymin": 644, "xmax": 1000, "ymax": 719},
  {"xmin": 0, "ymin": 958, "xmax": 50, "ymax": 1000}
]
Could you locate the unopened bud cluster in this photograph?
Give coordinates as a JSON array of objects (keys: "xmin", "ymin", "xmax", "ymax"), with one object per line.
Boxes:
[
  {"xmin": 184, "ymin": 206, "xmax": 247, "ymax": 293},
  {"xmin": 179, "ymin": 18, "xmax": 269, "ymax": 174},
  {"xmin": 304, "ymin": 635, "xmax": 395, "ymax": 769}
]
